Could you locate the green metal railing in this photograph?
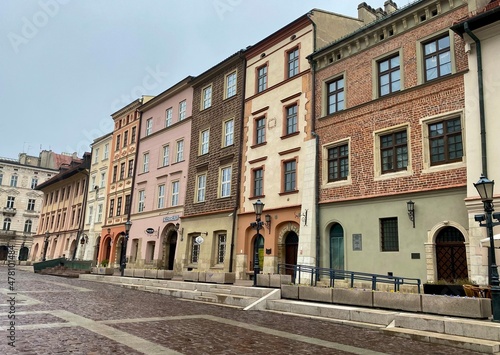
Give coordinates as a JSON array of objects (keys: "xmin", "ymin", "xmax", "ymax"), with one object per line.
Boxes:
[
  {"xmin": 277, "ymin": 263, "xmax": 421, "ymax": 293},
  {"xmin": 33, "ymin": 258, "xmax": 65, "ymax": 273}
]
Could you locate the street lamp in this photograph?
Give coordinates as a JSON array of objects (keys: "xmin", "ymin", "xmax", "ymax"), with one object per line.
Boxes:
[
  {"xmin": 42, "ymin": 231, "xmax": 49, "ymax": 261},
  {"xmin": 120, "ymin": 220, "xmax": 132, "ymax": 276},
  {"xmin": 473, "ymin": 174, "xmax": 500, "ymax": 322},
  {"xmin": 250, "ymin": 200, "xmax": 265, "ymax": 286}
]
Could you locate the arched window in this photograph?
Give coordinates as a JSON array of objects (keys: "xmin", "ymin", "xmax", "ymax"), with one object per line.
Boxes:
[
  {"xmin": 3, "ymin": 218, "xmax": 11, "ymax": 231},
  {"xmin": 24, "ymin": 220, "xmax": 32, "ymax": 233}
]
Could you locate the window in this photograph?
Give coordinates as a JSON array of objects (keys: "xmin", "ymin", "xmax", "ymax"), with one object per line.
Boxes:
[
  {"xmin": 143, "ymin": 153, "xmax": 150, "ymax": 173},
  {"xmin": 196, "ymin": 174, "xmax": 206, "ymax": 202},
  {"xmin": 157, "ymin": 184, "xmax": 165, "ymax": 209},
  {"xmin": 66, "ymin": 186, "xmax": 71, "ymax": 199},
  {"xmin": 112, "ymin": 165, "xmax": 117, "ymax": 183},
  {"xmin": 130, "ymin": 127, "xmax": 136, "ymax": 144},
  {"xmin": 10, "ymin": 175, "xmax": 17, "ymax": 187},
  {"xmin": 257, "ymin": 65, "xmax": 267, "ymax": 93},
  {"xmin": 179, "ymin": 100, "xmax": 187, "ymax": 120},
  {"xmin": 3, "ymin": 218, "xmax": 11, "ymax": 231},
  {"xmin": 327, "ymin": 77, "xmax": 344, "ymax": 115},
  {"xmin": 284, "ymin": 160, "xmax": 296, "ymax": 192},
  {"xmin": 429, "ymin": 118, "xmax": 463, "ymax": 166},
  {"xmin": 255, "ymin": 117, "xmax": 266, "ymax": 145},
  {"xmin": 115, "ymin": 135, "xmax": 121, "ymax": 151},
  {"xmin": 97, "ymin": 204, "xmax": 103, "ymax": 222},
  {"xmin": 0, "ymin": 174, "xmax": 3, "ymax": 185},
  {"xmin": 54, "ymin": 190, "xmax": 59, "ymax": 203},
  {"xmin": 128, "ymin": 159, "xmax": 134, "ymax": 178},
  {"xmin": 328, "ymin": 144, "xmax": 349, "ymax": 182},
  {"xmin": 285, "ymin": 104, "xmax": 298, "ymax": 135},
  {"xmin": 220, "ymin": 166, "xmax": 231, "ymax": 198},
  {"xmin": 108, "ymin": 199, "xmax": 115, "ymax": 218},
  {"xmin": 424, "ymin": 34, "xmax": 451, "ymax": 81},
  {"xmin": 225, "ymin": 71, "xmax": 237, "ymax": 98},
  {"xmin": 27, "ymin": 199, "xmax": 35, "ymax": 211},
  {"xmin": 202, "ymin": 85, "xmax": 212, "ymax": 109},
  {"xmin": 24, "ymin": 220, "xmax": 32, "ymax": 233},
  {"xmin": 378, "ymin": 54, "xmax": 400, "ymax": 96},
  {"xmin": 31, "ymin": 177, "xmax": 38, "ymax": 189},
  {"xmin": 200, "ymin": 130, "xmax": 209, "ymax": 155},
  {"xmin": 380, "ymin": 217, "xmax": 399, "ymax": 251},
  {"xmin": 93, "ymin": 148, "xmax": 99, "ymax": 164},
  {"xmin": 103, "ymin": 143, "xmax": 109, "ymax": 159},
  {"xmin": 171, "ymin": 181, "xmax": 179, "ymax": 206},
  {"xmin": 253, "ymin": 168, "xmax": 263, "ymax": 197},
  {"xmin": 100, "ymin": 172, "xmax": 106, "ymax": 188},
  {"xmin": 88, "ymin": 206, "xmax": 93, "ymax": 224},
  {"xmin": 116, "ymin": 197, "xmax": 122, "ymax": 216},
  {"xmin": 124, "ymin": 195, "xmax": 131, "ymax": 215},
  {"xmin": 165, "ymin": 107, "xmax": 173, "ymax": 127},
  {"xmin": 287, "ymin": 47, "xmax": 299, "ymax": 78},
  {"xmin": 191, "ymin": 236, "xmax": 200, "ymax": 263},
  {"xmin": 7, "ymin": 196, "xmax": 15, "ymax": 208},
  {"xmin": 146, "ymin": 118, "xmax": 153, "ymax": 136},
  {"xmin": 380, "ymin": 130, "xmax": 408, "ymax": 173},
  {"xmin": 217, "ymin": 234, "xmax": 226, "ymax": 264},
  {"xmin": 176, "ymin": 140, "xmax": 184, "ymax": 162},
  {"xmin": 162, "ymin": 145, "xmax": 170, "ymax": 167},
  {"xmin": 223, "ymin": 119, "xmax": 234, "ymax": 147},
  {"xmin": 123, "ymin": 130, "xmax": 128, "ymax": 147},
  {"xmin": 138, "ymin": 190, "xmax": 145, "ymax": 212},
  {"xmin": 119, "ymin": 162, "xmax": 125, "ymax": 180},
  {"xmin": 91, "ymin": 175, "xmax": 96, "ymax": 189}
]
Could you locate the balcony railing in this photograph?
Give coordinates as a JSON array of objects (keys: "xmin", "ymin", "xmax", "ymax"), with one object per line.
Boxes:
[{"xmin": 2, "ymin": 207, "xmax": 16, "ymax": 215}]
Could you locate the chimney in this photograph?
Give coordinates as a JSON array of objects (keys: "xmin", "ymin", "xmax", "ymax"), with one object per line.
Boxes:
[
  {"xmin": 384, "ymin": 0, "xmax": 398, "ymax": 14},
  {"xmin": 358, "ymin": 2, "xmax": 378, "ymax": 24}
]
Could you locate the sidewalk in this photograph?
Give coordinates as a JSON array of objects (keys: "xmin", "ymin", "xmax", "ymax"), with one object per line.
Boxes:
[{"xmin": 77, "ymin": 273, "xmax": 500, "ymax": 354}]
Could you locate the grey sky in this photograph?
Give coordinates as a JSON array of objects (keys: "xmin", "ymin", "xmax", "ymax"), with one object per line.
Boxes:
[{"xmin": 1, "ymin": 0, "xmax": 390, "ymax": 160}]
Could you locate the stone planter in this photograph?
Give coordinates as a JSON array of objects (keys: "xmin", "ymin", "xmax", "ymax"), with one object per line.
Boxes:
[
  {"xmin": 332, "ymin": 288, "xmax": 373, "ymax": 307},
  {"xmin": 421, "ymin": 294, "xmax": 492, "ymax": 319},
  {"xmin": 423, "ymin": 283, "xmax": 467, "ymax": 297},
  {"xmin": 182, "ymin": 271, "xmax": 199, "ymax": 282},
  {"xmin": 256, "ymin": 274, "xmax": 270, "ymax": 287},
  {"xmin": 97, "ymin": 267, "xmax": 114, "ymax": 275},
  {"xmin": 205, "ymin": 272, "xmax": 235, "ymax": 284},
  {"xmin": 373, "ymin": 291, "xmax": 422, "ymax": 312},
  {"xmin": 133, "ymin": 269, "xmax": 146, "ymax": 278},
  {"xmin": 299, "ymin": 287, "xmax": 333, "ymax": 303},
  {"xmin": 281, "ymin": 285, "xmax": 299, "ymax": 300},
  {"xmin": 270, "ymin": 274, "xmax": 292, "ymax": 288},
  {"xmin": 157, "ymin": 270, "xmax": 174, "ymax": 280},
  {"xmin": 144, "ymin": 269, "xmax": 158, "ymax": 279}
]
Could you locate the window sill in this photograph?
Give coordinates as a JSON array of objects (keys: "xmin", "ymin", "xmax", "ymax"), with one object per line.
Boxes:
[
  {"xmin": 280, "ymin": 132, "xmax": 300, "ymax": 140},
  {"xmin": 279, "ymin": 190, "xmax": 298, "ymax": 196},
  {"xmin": 251, "ymin": 142, "xmax": 267, "ymax": 149},
  {"xmin": 249, "ymin": 195, "xmax": 265, "ymax": 200},
  {"xmin": 421, "ymin": 161, "xmax": 465, "ymax": 174},
  {"xmin": 374, "ymin": 169, "xmax": 412, "ymax": 181}
]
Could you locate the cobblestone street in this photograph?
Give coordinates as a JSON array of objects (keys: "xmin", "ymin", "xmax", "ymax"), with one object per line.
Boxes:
[{"xmin": 0, "ymin": 267, "xmax": 483, "ymax": 354}]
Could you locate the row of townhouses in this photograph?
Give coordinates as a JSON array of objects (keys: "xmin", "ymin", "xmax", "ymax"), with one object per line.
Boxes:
[{"xmin": 3, "ymin": 0, "xmax": 499, "ymax": 285}]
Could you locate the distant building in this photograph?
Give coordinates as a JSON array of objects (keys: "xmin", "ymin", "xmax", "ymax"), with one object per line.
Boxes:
[
  {"xmin": 31, "ymin": 153, "xmax": 91, "ymax": 261},
  {"xmin": 0, "ymin": 150, "xmax": 76, "ymax": 262}
]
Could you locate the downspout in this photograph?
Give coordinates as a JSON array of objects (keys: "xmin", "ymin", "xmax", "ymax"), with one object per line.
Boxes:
[
  {"xmin": 307, "ymin": 12, "xmax": 321, "ymax": 270},
  {"xmin": 229, "ymin": 51, "xmax": 246, "ymax": 273},
  {"xmin": 463, "ymin": 22, "xmax": 487, "ymax": 176}
]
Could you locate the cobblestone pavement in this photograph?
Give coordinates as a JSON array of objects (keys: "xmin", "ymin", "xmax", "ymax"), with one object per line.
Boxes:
[{"xmin": 0, "ymin": 267, "xmax": 483, "ymax": 355}]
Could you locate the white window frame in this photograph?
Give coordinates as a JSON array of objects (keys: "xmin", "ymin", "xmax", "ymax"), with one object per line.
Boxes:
[
  {"xmin": 143, "ymin": 152, "xmax": 150, "ymax": 173},
  {"xmin": 196, "ymin": 173, "xmax": 206, "ymax": 203},
  {"xmin": 175, "ymin": 140, "xmax": 184, "ymax": 162},
  {"xmin": 146, "ymin": 118, "xmax": 153, "ymax": 136},
  {"xmin": 225, "ymin": 71, "xmax": 237, "ymax": 99},
  {"xmin": 103, "ymin": 143, "xmax": 109, "ymax": 159},
  {"xmin": 100, "ymin": 172, "xmax": 106, "ymax": 188},
  {"xmin": 223, "ymin": 119, "xmax": 234, "ymax": 147},
  {"xmin": 93, "ymin": 148, "xmax": 99, "ymax": 164},
  {"xmin": 138, "ymin": 190, "xmax": 145, "ymax": 213},
  {"xmin": 171, "ymin": 180, "xmax": 179, "ymax": 206},
  {"xmin": 373, "ymin": 124, "xmax": 412, "ymax": 180},
  {"xmin": 165, "ymin": 107, "xmax": 173, "ymax": 127},
  {"xmin": 200, "ymin": 129, "xmax": 209, "ymax": 155},
  {"xmin": 322, "ymin": 138, "xmax": 352, "ymax": 188},
  {"xmin": 202, "ymin": 85, "xmax": 212, "ymax": 109},
  {"xmin": 220, "ymin": 166, "xmax": 231, "ymax": 198},
  {"xmin": 179, "ymin": 100, "xmax": 187, "ymax": 120},
  {"xmin": 157, "ymin": 184, "xmax": 165, "ymax": 209},
  {"xmin": 97, "ymin": 204, "xmax": 103, "ymax": 222},
  {"xmin": 162, "ymin": 145, "xmax": 170, "ymax": 167}
]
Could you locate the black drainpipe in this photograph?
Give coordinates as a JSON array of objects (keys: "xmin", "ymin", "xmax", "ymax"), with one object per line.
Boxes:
[
  {"xmin": 463, "ymin": 22, "xmax": 487, "ymax": 176},
  {"xmin": 229, "ymin": 51, "xmax": 246, "ymax": 273}
]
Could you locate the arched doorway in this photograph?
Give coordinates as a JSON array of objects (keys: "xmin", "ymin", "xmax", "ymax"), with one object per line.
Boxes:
[
  {"xmin": 94, "ymin": 236, "xmax": 101, "ymax": 264},
  {"xmin": 18, "ymin": 246, "xmax": 29, "ymax": 261},
  {"xmin": 0, "ymin": 246, "xmax": 8, "ymax": 260},
  {"xmin": 102, "ymin": 238, "xmax": 112, "ymax": 264},
  {"xmin": 285, "ymin": 232, "xmax": 299, "ymax": 275},
  {"xmin": 166, "ymin": 232, "xmax": 177, "ymax": 270},
  {"xmin": 435, "ymin": 226, "xmax": 468, "ymax": 282},
  {"xmin": 330, "ymin": 223, "xmax": 344, "ymax": 270},
  {"xmin": 50, "ymin": 240, "xmax": 58, "ymax": 259},
  {"xmin": 253, "ymin": 234, "xmax": 264, "ymax": 271},
  {"xmin": 69, "ymin": 239, "xmax": 76, "ymax": 260},
  {"xmin": 31, "ymin": 243, "xmax": 39, "ymax": 261}
]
